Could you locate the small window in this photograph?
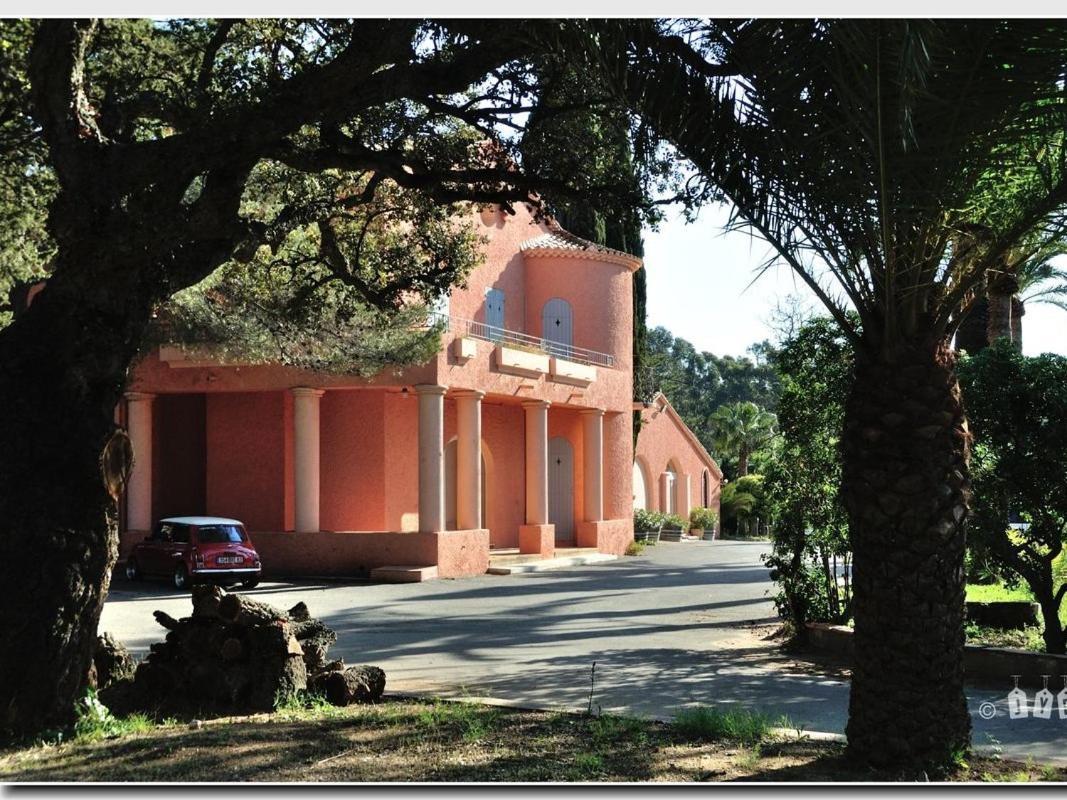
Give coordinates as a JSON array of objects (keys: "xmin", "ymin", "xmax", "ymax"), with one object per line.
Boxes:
[
  {"xmin": 153, "ymin": 522, "xmax": 173, "ymax": 541},
  {"xmin": 171, "ymin": 525, "xmax": 190, "ymax": 544},
  {"xmin": 702, "ymin": 470, "xmax": 711, "ymax": 507},
  {"xmin": 196, "ymin": 524, "xmax": 247, "ymax": 544}
]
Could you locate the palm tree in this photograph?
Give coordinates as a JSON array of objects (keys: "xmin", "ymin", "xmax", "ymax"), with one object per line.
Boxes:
[
  {"xmin": 709, "ymin": 401, "xmax": 776, "ymax": 476},
  {"xmin": 959, "ymin": 237, "xmax": 1067, "ymax": 352},
  {"xmin": 567, "ymin": 19, "xmax": 1067, "ymax": 769}
]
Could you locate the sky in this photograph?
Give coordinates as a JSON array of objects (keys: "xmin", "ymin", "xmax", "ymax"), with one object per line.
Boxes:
[{"xmin": 642, "ymin": 204, "xmax": 1067, "ymax": 360}]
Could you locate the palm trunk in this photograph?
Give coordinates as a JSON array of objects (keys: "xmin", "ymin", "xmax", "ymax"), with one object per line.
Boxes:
[
  {"xmin": 841, "ymin": 340, "xmax": 971, "ymax": 770},
  {"xmin": 986, "ymin": 271, "xmax": 1020, "ymax": 348},
  {"xmin": 738, "ymin": 448, "xmax": 750, "ymax": 477},
  {"xmin": 954, "ymin": 296, "xmax": 989, "ymax": 354},
  {"xmin": 1009, "ymin": 297, "xmax": 1025, "ymax": 354}
]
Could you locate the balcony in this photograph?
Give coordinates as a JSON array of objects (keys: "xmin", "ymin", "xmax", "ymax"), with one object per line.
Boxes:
[{"xmin": 428, "ymin": 312, "xmax": 615, "ymax": 369}]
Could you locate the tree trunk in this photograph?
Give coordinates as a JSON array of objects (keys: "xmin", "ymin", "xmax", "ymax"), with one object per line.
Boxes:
[
  {"xmin": 738, "ymin": 447, "xmax": 749, "ymax": 477},
  {"xmin": 986, "ymin": 270, "xmax": 1019, "ymax": 348},
  {"xmin": 840, "ymin": 340, "xmax": 971, "ymax": 770},
  {"xmin": 1010, "ymin": 297, "xmax": 1025, "ymax": 354},
  {"xmin": 0, "ymin": 263, "xmax": 155, "ymax": 738},
  {"xmin": 1034, "ymin": 590, "xmax": 1066, "ymax": 655},
  {"xmin": 954, "ymin": 296, "xmax": 989, "ymax": 354}
]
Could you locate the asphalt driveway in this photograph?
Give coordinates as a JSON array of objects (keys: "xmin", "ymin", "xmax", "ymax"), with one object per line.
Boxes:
[{"xmin": 100, "ymin": 540, "xmax": 1067, "ymax": 765}]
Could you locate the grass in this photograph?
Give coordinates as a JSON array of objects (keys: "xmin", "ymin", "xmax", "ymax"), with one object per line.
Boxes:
[
  {"xmin": 672, "ymin": 706, "xmax": 786, "ymax": 746},
  {"xmin": 965, "ymin": 583, "xmax": 1033, "ymax": 603},
  {"xmin": 624, "ymin": 540, "xmax": 647, "ymax": 556},
  {"xmin": 2, "ymin": 697, "xmax": 1065, "ymax": 783}
]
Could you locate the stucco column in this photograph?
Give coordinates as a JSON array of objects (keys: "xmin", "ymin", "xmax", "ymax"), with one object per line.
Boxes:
[
  {"xmin": 522, "ymin": 400, "xmax": 551, "ymax": 525},
  {"xmin": 416, "ymin": 384, "xmax": 448, "ymax": 533},
  {"xmin": 660, "ymin": 472, "xmax": 674, "ymax": 514},
  {"xmin": 124, "ymin": 392, "xmax": 155, "ymax": 532},
  {"xmin": 581, "ymin": 409, "xmax": 604, "ymax": 522},
  {"xmin": 453, "ymin": 390, "xmax": 484, "ymax": 530},
  {"xmin": 291, "ymin": 387, "xmax": 324, "ymax": 533},
  {"xmin": 678, "ymin": 473, "xmax": 692, "ymax": 522}
]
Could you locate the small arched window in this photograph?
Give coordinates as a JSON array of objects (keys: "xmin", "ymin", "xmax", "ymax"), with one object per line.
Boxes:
[{"xmin": 702, "ymin": 469, "xmax": 711, "ymax": 507}]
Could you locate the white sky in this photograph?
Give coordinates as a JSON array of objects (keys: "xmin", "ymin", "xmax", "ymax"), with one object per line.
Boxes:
[{"xmin": 643, "ymin": 204, "xmax": 1067, "ymax": 359}]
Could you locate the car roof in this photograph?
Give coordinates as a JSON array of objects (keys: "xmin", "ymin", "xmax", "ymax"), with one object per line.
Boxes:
[{"xmin": 158, "ymin": 516, "xmax": 244, "ymax": 526}]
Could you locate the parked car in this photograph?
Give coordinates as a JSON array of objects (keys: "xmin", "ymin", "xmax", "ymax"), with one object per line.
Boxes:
[{"xmin": 125, "ymin": 516, "xmax": 262, "ymax": 590}]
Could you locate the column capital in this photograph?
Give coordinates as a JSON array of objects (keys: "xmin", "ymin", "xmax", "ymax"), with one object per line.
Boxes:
[
  {"xmin": 415, "ymin": 384, "xmax": 449, "ymax": 396},
  {"xmin": 451, "ymin": 389, "xmax": 486, "ymax": 401},
  {"xmin": 124, "ymin": 391, "xmax": 155, "ymax": 403},
  {"xmin": 580, "ymin": 407, "xmax": 605, "ymax": 417},
  {"xmin": 521, "ymin": 399, "xmax": 551, "ymax": 410},
  {"xmin": 290, "ymin": 387, "xmax": 325, "ymax": 398}
]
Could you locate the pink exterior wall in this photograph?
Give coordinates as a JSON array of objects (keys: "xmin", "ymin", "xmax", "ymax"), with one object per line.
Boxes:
[
  {"xmin": 320, "ymin": 390, "xmax": 386, "ymax": 531},
  {"xmin": 634, "ymin": 396, "xmax": 722, "ymax": 522},
  {"xmin": 250, "ymin": 529, "xmax": 489, "ymax": 579},
  {"xmin": 205, "ymin": 392, "xmax": 290, "ymax": 531}
]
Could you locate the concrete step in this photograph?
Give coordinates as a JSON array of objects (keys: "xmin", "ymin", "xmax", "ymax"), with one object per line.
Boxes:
[
  {"xmin": 369, "ymin": 565, "xmax": 438, "ymax": 583},
  {"xmin": 487, "ymin": 552, "xmax": 618, "ymax": 575},
  {"xmin": 488, "ymin": 547, "xmax": 596, "ymax": 567}
]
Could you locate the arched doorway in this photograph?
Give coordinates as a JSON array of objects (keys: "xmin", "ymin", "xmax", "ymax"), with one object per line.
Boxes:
[
  {"xmin": 444, "ymin": 439, "xmax": 488, "ymax": 531},
  {"xmin": 548, "ymin": 436, "xmax": 575, "ymax": 541},
  {"xmin": 633, "ymin": 460, "xmax": 650, "ymax": 510}
]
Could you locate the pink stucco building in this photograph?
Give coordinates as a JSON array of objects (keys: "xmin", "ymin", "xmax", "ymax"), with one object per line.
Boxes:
[{"xmin": 119, "ymin": 205, "xmax": 721, "ymax": 580}]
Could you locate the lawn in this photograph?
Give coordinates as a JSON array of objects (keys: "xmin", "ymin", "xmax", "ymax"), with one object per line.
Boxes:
[
  {"xmin": 1, "ymin": 697, "xmax": 1064, "ymax": 783},
  {"xmin": 965, "ymin": 580, "xmax": 1066, "ymax": 651}
]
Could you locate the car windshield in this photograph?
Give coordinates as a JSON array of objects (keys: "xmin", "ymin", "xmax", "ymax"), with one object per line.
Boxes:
[{"xmin": 196, "ymin": 525, "xmax": 246, "ymax": 544}]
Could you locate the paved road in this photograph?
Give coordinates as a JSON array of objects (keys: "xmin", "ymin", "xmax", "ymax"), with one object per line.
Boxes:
[{"xmin": 100, "ymin": 540, "xmax": 1067, "ymax": 765}]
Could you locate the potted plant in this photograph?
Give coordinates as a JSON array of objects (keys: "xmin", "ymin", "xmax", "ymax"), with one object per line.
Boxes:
[
  {"xmin": 633, "ymin": 509, "xmax": 665, "ymax": 544},
  {"xmin": 689, "ymin": 507, "xmax": 719, "ymax": 540}
]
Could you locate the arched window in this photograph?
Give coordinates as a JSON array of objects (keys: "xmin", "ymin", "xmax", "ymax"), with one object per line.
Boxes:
[
  {"xmin": 542, "ymin": 298, "xmax": 573, "ymax": 358},
  {"xmin": 633, "ymin": 460, "xmax": 650, "ymax": 510},
  {"xmin": 702, "ymin": 469, "xmax": 711, "ymax": 507}
]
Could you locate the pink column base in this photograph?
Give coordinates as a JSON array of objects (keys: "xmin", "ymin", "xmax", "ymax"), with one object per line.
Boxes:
[
  {"xmin": 577, "ymin": 519, "xmax": 634, "ymax": 556},
  {"xmin": 519, "ymin": 524, "xmax": 555, "ymax": 557}
]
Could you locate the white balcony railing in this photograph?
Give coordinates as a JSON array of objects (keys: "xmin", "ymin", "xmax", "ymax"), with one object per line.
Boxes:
[{"xmin": 428, "ymin": 312, "xmax": 615, "ymax": 368}]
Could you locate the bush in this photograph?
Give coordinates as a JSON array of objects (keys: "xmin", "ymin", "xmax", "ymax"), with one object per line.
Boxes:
[
  {"xmin": 634, "ymin": 509, "xmax": 666, "ymax": 532},
  {"xmin": 689, "ymin": 507, "xmax": 718, "ymax": 530},
  {"xmin": 625, "ymin": 540, "xmax": 646, "ymax": 556},
  {"xmin": 662, "ymin": 514, "xmax": 687, "ymax": 531}
]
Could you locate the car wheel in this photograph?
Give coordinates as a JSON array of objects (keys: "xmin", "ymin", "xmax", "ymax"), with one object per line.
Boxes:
[
  {"xmin": 124, "ymin": 559, "xmax": 140, "ymax": 581},
  {"xmin": 173, "ymin": 564, "xmax": 190, "ymax": 590},
  {"xmin": 241, "ymin": 578, "xmax": 260, "ymax": 590}
]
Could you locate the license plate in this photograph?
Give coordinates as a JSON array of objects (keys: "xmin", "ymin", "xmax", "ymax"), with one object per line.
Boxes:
[{"xmin": 217, "ymin": 555, "xmax": 243, "ymax": 565}]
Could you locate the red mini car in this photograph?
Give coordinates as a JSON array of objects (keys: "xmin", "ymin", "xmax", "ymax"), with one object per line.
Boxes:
[{"xmin": 124, "ymin": 516, "xmax": 262, "ymax": 590}]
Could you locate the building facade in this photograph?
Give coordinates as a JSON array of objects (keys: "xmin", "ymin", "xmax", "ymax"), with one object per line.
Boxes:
[{"xmin": 120, "ymin": 204, "xmax": 720, "ymax": 579}]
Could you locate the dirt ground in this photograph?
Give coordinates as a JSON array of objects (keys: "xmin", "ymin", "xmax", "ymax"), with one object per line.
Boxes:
[{"xmin": 2, "ymin": 697, "xmax": 1064, "ymax": 784}]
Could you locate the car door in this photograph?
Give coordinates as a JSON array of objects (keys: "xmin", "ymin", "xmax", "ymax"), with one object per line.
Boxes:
[
  {"xmin": 138, "ymin": 522, "xmax": 169, "ymax": 574},
  {"xmin": 166, "ymin": 524, "xmax": 191, "ymax": 572}
]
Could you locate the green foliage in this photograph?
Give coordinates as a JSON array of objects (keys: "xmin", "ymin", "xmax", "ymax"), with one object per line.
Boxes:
[
  {"xmin": 761, "ymin": 316, "xmax": 854, "ymax": 629},
  {"xmin": 72, "ymin": 689, "xmax": 154, "ymax": 743},
  {"xmin": 641, "ymin": 327, "xmax": 781, "ymax": 467},
  {"xmin": 709, "ymin": 402, "xmax": 777, "ymax": 478},
  {"xmin": 672, "ymin": 706, "xmax": 785, "ymax": 746},
  {"xmin": 633, "ymin": 508, "xmax": 666, "ymax": 532},
  {"xmin": 158, "ymin": 171, "xmax": 483, "ymax": 373},
  {"xmin": 689, "ymin": 507, "xmax": 718, "ymax": 531},
  {"xmin": 959, "ymin": 340, "xmax": 1067, "ymax": 652},
  {"xmin": 624, "ymin": 539, "xmax": 646, "ymax": 556},
  {"xmin": 663, "ymin": 514, "xmax": 687, "ymax": 531}
]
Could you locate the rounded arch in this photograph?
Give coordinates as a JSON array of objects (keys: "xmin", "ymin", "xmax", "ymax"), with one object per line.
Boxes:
[
  {"xmin": 701, "ymin": 468, "xmax": 712, "ymax": 507},
  {"xmin": 632, "ymin": 457, "xmax": 652, "ymax": 511},
  {"xmin": 444, "ymin": 437, "xmax": 491, "ymax": 531}
]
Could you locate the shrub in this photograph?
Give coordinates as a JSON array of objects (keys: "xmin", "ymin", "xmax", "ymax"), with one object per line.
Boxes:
[
  {"xmin": 625, "ymin": 540, "xmax": 646, "ymax": 556},
  {"xmin": 634, "ymin": 509, "xmax": 666, "ymax": 532},
  {"xmin": 663, "ymin": 514, "xmax": 688, "ymax": 531},
  {"xmin": 689, "ymin": 507, "xmax": 718, "ymax": 530}
]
